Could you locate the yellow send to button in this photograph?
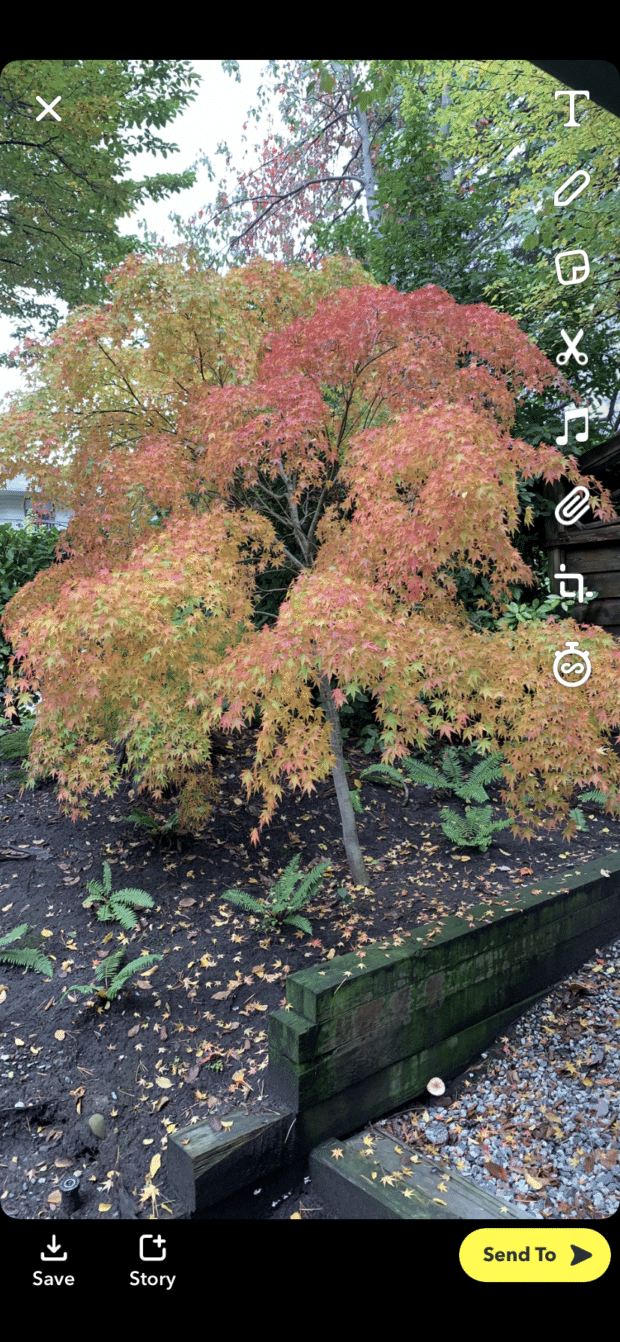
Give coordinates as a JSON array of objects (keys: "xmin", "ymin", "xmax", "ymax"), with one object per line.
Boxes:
[{"xmin": 460, "ymin": 1229, "xmax": 610, "ymax": 1283}]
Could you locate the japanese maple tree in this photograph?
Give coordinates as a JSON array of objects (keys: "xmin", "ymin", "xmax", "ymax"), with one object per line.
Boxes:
[{"xmin": 2, "ymin": 244, "xmax": 619, "ymax": 886}]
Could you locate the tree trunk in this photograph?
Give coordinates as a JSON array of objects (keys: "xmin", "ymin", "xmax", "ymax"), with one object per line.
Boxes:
[{"xmin": 317, "ymin": 674, "xmax": 369, "ymax": 887}]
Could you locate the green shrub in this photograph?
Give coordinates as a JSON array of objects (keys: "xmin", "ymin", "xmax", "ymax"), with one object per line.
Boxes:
[
  {"xmin": 0, "ymin": 522, "xmax": 70, "ymax": 694},
  {"xmin": 448, "ymin": 558, "xmax": 598, "ymax": 635},
  {"xmin": 0, "ymin": 718, "xmax": 35, "ymax": 761},
  {"xmin": 494, "ymin": 579, "xmax": 599, "ymax": 631}
]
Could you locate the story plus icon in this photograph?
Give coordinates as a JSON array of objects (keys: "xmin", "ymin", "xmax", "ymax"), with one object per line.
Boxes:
[{"xmin": 139, "ymin": 1234, "xmax": 167, "ymax": 1261}]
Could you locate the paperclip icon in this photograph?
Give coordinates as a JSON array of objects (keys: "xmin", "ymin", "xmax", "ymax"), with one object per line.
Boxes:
[{"xmin": 555, "ymin": 486, "xmax": 591, "ymax": 527}]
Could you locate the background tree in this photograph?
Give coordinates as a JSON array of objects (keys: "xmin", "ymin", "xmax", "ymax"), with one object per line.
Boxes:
[
  {"xmin": 286, "ymin": 63, "xmax": 620, "ymax": 614},
  {"xmin": 169, "ymin": 61, "xmax": 526, "ymax": 629},
  {"xmin": 1, "ymin": 247, "xmax": 618, "ymax": 886},
  {"xmin": 169, "ymin": 60, "xmax": 427, "ymax": 272},
  {"xmin": 0, "ymin": 59, "xmax": 201, "ymax": 359},
  {"xmin": 172, "ymin": 60, "xmax": 618, "ymax": 635}
]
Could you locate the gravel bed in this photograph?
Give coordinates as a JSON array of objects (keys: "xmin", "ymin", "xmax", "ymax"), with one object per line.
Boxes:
[{"xmin": 378, "ymin": 936, "xmax": 620, "ymax": 1219}]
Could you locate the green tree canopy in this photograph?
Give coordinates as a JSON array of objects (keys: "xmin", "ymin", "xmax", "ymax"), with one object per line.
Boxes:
[
  {"xmin": 308, "ymin": 60, "xmax": 620, "ymax": 440},
  {"xmin": 0, "ymin": 58, "xmax": 202, "ymax": 360}
]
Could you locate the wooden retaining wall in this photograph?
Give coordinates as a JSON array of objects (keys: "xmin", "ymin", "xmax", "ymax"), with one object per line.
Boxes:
[
  {"xmin": 168, "ymin": 851, "xmax": 620, "ymax": 1214},
  {"xmin": 266, "ymin": 852, "xmax": 620, "ymax": 1150}
]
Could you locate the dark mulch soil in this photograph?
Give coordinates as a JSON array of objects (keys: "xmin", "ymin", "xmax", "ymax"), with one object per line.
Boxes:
[{"xmin": 1, "ymin": 722, "xmax": 620, "ymax": 1221}]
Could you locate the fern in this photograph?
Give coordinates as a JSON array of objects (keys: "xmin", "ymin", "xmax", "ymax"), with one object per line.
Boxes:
[
  {"xmin": 221, "ymin": 853, "xmax": 330, "ymax": 936},
  {"xmin": 439, "ymin": 804, "xmax": 511, "ymax": 852},
  {"xmin": 578, "ymin": 789, "xmax": 619, "ymax": 808},
  {"xmin": 96, "ymin": 947, "xmax": 126, "ymax": 984},
  {"xmin": 359, "ymin": 761, "xmax": 408, "ymax": 789},
  {"xmin": 568, "ymin": 786, "xmax": 620, "ymax": 832},
  {"xmin": 82, "ymin": 860, "xmax": 154, "ymax": 930},
  {"xmin": 59, "ymin": 951, "xmax": 162, "ymax": 1005},
  {"xmin": 361, "ymin": 746, "xmax": 505, "ymax": 804},
  {"xmin": 0, "ymin": 922, "xmax": 54, "ymax": 977},
  {"xmin": 128, "ymin": 807, "xmax": 180, "ymax": 837}
]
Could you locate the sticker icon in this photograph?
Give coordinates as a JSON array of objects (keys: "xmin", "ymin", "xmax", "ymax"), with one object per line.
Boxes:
[
  {"xmin": 555, "ymin": 249, "xmax": 590, "ymax": 286},
  {"xmin": 553, "ymin": 640, "xmax": 592, "ymax": 687}
]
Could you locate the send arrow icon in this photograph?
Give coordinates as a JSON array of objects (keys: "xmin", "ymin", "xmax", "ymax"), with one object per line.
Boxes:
[
  {"xmin": 570, "ymin": 1245, "xmax": 592, "ymax": 1267},
  {"xmin": 41, "ymin": 1235, "xmax": 67, "ymax": 1262}
]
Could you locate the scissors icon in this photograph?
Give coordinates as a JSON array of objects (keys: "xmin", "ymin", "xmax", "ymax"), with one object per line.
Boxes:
[{"xmin": 556, "ymin": 328, "xmax": 588, "ymax": 366}]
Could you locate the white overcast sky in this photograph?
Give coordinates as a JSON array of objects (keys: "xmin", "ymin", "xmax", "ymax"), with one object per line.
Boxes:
[{"xmin": 0, "ymin": 60, "xmax": 303, "ymax": 407}]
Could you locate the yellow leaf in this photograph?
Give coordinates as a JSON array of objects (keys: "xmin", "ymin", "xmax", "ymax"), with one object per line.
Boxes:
[
  {"xmin": 41, "ymin": 929, "xmax": 53, "ymax": 938},
  {"xmin": 98, "ymin": 1203, "xmax": 112, "ymax": 1212},
  {"xmin": 155, "ymin": 1076, "xmax": 172, "ymax": 1089},
  {"xmin": 54, "ymin": 1031, "xmax": 66, "ymax": 1042},
  {"xmin": 326, "ymin": 948, "xmax": 335, "ymax": 960},
  {"xmin": 331, "ymin": 1147, "xmax": 344, "ymax": 1160},
  {"xmin": 150, "ymin": 1154, "xmax": 161, "ymax": 1179},
  {"xmin": 523, "ymin": 1170, "xmax": 543, "ymax": 1190}
]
